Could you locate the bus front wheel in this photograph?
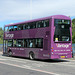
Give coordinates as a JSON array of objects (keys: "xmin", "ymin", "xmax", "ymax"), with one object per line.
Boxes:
[{"xmin": 29, "ymin": 52, "xmax": 35, "ymax": 60}]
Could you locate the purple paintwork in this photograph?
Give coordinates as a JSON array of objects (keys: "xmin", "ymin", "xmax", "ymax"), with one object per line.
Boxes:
[{"xmin": 3, "ymin": 15, "xmax": 72, "ymax": 59}]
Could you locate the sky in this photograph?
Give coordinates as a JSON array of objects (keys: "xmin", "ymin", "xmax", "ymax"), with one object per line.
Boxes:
[{"xmin": 0, "ymin": 0, "xmax": 75, "ymax": 29}]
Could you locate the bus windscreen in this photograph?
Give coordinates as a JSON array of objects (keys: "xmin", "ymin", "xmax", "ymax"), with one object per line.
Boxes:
[{"xmin": 54, "ymin": 19, "xmax": 71, "ymax": 42}]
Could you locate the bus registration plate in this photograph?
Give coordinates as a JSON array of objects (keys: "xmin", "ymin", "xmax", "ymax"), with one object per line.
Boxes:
[{"xmin": 61, "ymin": 56, "xmax": 65, "ymax": 58}]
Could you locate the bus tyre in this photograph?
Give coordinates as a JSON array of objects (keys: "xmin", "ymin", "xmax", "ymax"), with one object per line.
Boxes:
[
  {"xmin": 29, "ymin": 52, "xmax": 35, "ymax": 60},
  {"xmin": 8, "ymin": 51, "xmax": 12, "ymax": 57}
]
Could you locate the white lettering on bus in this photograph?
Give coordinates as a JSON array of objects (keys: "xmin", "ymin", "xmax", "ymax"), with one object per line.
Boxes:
[
  {"xmin": 56, "ymin": 44, "xmax": 70, "ymax": 48},
  {"xmin": 54, "ymin": 50, "xmax": 70, "ymax": 51},
  {"xmin": 5, "ymin": 33, "xmax": 14, "ymax": 38}
]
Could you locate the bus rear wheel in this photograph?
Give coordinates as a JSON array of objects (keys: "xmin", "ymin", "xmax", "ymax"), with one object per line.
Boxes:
[
  {"xmin": 8, "ymin": 51, "xmax": 12, "ymax": 57},
  {"xmin": 29, "ymin": 52, "xmax": 35, "ymax": 60}
]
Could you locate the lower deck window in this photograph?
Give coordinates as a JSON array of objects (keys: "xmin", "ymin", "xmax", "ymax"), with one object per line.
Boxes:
[
  {"xmin": 6, "ymin": 38, "xmax": 43, "ymax": 48},
  {"xmin": 17, "ymin": 40, "xmax": 24, "ymax": 47},
  {"xmin": 8, "ymin": 40, "xmax": 13, "ymax": 47},
  {"xmin": 13, "ymin": 39, "xmax": 24, "ymax": 47},
  {"xmin": 24, "ymin": 38, "xmax": 43, "ymax": 48}
]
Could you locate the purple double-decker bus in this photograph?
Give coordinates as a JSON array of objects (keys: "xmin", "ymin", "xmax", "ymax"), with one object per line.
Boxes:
[{"xmin": 3, "ymin": 15, "xmax": 72, "ymax": 59}]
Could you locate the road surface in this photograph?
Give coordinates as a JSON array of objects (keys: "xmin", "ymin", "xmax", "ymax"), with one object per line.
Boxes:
[{"xmin": 0, "ymin": 52, "xmax": 75, "ymax": 75}]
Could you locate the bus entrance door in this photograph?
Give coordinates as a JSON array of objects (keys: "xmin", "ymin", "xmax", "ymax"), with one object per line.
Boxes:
[{"xmin": 3, "ymin": 40, "xmax": 8, "ymax": 54}]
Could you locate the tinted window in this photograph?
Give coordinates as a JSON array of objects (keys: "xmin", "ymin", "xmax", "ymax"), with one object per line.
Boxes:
[
  {"xmin": 23, "ymin": 24, "xmax": 26, "ymax": 30},
  {"xmin": 36, "ymin": 21, "xmax": 44, "ymax": 28},
  {"xmin": 18, "ymin": 25, "xmax": 23, "ymax": 30},
  {"xmin": 54, "ymin": 19, "xmax": 70, "ymax": 26},
  {"xmin": 28, "ymin": 39, "xmax": 36, "ymax": 48},
  {"xmin": 25, "ymin": 23, "xmax": 30, "ymax": 29},
  {"xmin": 5, "ymin": 27, "xmax": 9, "ymax": 32},
  {"xmin": 8, "ymin": 40, "xmax": 13, "ymax": 47},
  {"xmin": 9, "ymin": 26, "xmax": 13, "ymax": 31},
  {"xmin": 8, "ymin": 38, "xmax": 43, "ymax": 48},
  {"xmin": 54, "ymin": 19, "xmax": 71, "ymax": 42},
  {"xmin": 29, "ymin": 23, "xmax": 33, "ymax": 29},
  {"xmin": 14, "ymin": 26, "xmax": 17, "ymax": 31},
  {"xmin": 13, "ymin": 40, "xmax": 17, "ymax": 47},
  {"xmin": 36, "ymin": 39, "xmax": 43, "ymax": 48},
  {"xmin": 17, "ymin": 40, "xmax": 24, "ymax": 47},
  {"xmin": 24, "ymin": 38, "xmax": 43, "ymax": 48},
  {"xmin": 29, "ymin": 22, "xmax": 36, "ymax": 29},
  {"xmin": 33, "ymin": 22, "xmax": 36, "ymax": 28},
  {"xmin": 44, "ymin": 20, "xmax": 49, "ymax": 27},
  {"xmin": 6, "ymin": 19, "xmax": 49, "ymax": 31}
]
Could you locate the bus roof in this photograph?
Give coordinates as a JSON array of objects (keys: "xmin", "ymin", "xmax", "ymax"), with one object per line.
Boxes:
[{"xmin": 5, "ymin": 15, "xmax": 71, "ymax": 27}]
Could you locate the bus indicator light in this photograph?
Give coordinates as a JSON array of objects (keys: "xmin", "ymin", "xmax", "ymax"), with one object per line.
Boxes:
[
  {"xmin": 51, "ymin": 47, "xmax": 53, "ymax": 49},
  {"xmin": 52, "ymin": 50, "xmax": 53, "ymax": 52}
]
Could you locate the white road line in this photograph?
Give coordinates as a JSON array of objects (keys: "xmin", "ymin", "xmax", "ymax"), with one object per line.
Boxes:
[
  {"xmin": 5, "ymin": 59, "xmax": 75, "ymax": 68},
  {"xmin": 0, "ymin": 61, "xmax": 59, "ymax": 75},
  {"xmin": 0, "ymin": 57, "xmax": 36, "ymax": 64},
  {"xmin": 0, "ymin": 56, "xmax": 43, "ymax": 64},
  {"xmin": 0, "ymin": 58, "xmax": 6, "ymax": 60},
  {"xmin": 64, "ymin": 59, "xmax": 75, "ymax": 61}
]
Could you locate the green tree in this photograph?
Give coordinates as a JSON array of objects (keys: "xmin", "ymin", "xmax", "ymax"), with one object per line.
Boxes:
[
  {"xmin": 0, "ymin": 27, "xmax": 3, "ymax": 44},
  {"xmin": 72, "ymin": 19, "xmax": 75, "ymax": 25},
  {"xmin": 72, "ymin": 18, "xmax": 75, "ymax": 43}
]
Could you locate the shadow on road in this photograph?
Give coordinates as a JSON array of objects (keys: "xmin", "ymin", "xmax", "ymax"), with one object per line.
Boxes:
[{"xmin": 34, "ymin": 59, "xmax": 69, "ymax": 63}]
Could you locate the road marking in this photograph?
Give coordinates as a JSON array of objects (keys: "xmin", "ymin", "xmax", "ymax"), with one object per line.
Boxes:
[
  {"xmin": 1, "ymin": 56, "xmax": 75, "ymax": 68},
  {"xmin": 64, "ymin": 59, "xmax": 75, "ymax": 61},
  {"xmin": 0, "ymin": 61, "xmax": 59, "ymax": 75},
  {"xmin": 0, "ymin": 58, "xmax": 6, "ymax": 60},
  {"xmin": 0, "ymin": 56, "xmax": 46, "ymax": 64}
]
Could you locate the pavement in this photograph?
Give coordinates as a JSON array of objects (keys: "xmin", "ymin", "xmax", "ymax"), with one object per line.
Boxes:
[{"xmin": 0, "ymin": 52, "xmax": 75, "ymax": 75}]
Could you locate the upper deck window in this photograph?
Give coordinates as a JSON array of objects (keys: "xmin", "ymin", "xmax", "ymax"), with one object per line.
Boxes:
[
  {"xmin": 54, "ymin": 19, "xmax": 70, "ymax": 26},
  {"xmin": 36, "ymin": 21, "xmax": 44, "ymax": 28},
  {"xmin": 54, "ymin": 19, "xmax": 71, "ymax": 42},
  {"xmin": 14, "ymin": 25, "xmax": 17, "ymax": 31},
  {"xmin": 23, "ymin": 23, "xmax": 30, "ymax": 29},
  {"xmin": 36, "ymin": 20, "xmax": 49, "ymax": 28},
  {"xmin": 30, "ymin": 22, "xmax": 36, "ymax": 29},
  {"xmin": 44, "ymin": 20, "xmax": 49, "ymax": 27},
  {"xmin": 5, "ymin": 19, "xmax": 49, "ymax": 32},
  {"xmin": 23, "ymin": 24, "xmax": 26, "ymax": 30},
  {"xmin": 5, "ymin": 27, "xmax": 9, "ymax": 32},
  {"xmin": 9, "ymin": 26, "xmax": 13, "ymax": 31},
  {"xmin": 18, "ymin": 25, "xmax": 23, "ymax": 30}
]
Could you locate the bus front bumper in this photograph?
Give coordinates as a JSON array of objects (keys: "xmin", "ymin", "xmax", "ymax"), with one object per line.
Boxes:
[{"xmin": 51, "ymin": 54, "xmax": 72, "ymax": 59}]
